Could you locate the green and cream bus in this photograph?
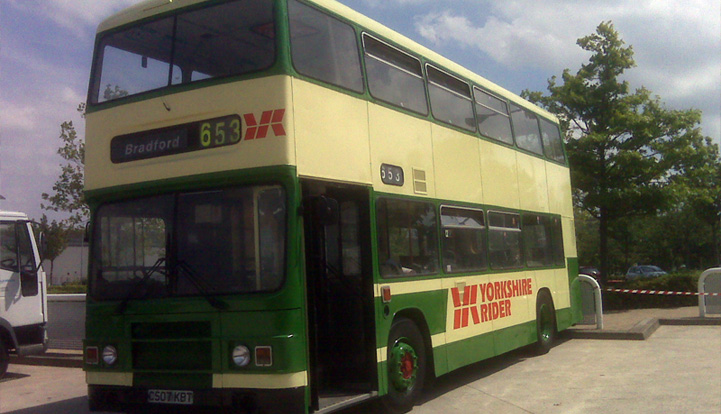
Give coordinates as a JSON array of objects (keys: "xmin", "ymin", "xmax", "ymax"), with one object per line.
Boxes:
[{"xmin": 82, "ymin": 0, "xmax": 582, "ymax": 412}]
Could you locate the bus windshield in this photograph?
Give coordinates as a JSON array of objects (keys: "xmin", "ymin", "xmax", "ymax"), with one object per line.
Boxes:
[
  {"xmin": 89, "ymin": 185, "xmax": 286, "ymax": 301},
  {"xmin": 89, "ymin": 0, "xmax": 275, "ymax": 104}
]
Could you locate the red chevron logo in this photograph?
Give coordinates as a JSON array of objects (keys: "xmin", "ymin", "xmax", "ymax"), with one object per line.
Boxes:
[{"xmin": 243, "ymin": 109, "xmax": 286, "ymax": 140}]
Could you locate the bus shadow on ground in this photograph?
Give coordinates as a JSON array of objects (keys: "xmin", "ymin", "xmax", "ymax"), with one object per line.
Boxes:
[
  {"xmin": 420, "ymin": 341, "xmax": 565, "ymax": 405},
  {"xmin": 341, "ymin": 338, "xmax": 571, "ymax": 414},
  {"xmin": 4, "ymin": 396, "xmax": 92, "ymax": 414},
  {"xmin": 0, "ymin": 372, "xmax": 30, "ymax": 384}
]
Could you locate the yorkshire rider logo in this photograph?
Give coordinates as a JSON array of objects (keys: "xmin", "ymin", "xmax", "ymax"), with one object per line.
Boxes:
[
  {"xmin": 243, "ymin": 109, "xmax": 286, "ymax": 140},
  {"xmin": 452, "ymin": 284, "xmax": 480, "ymax": 329},
  {"xmin": 450, "ymin": 278, "xmax": 533, "ymax": 330}
]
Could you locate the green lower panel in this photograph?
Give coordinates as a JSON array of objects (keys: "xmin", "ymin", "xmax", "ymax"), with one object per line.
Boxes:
[
  {"xmin": 134, "ymin": 372, "xmax": 212, "ymax": 388},
  {"xmin": 431, "ymin": 345, "xmax": 448, "ymax": 375},
  {"xmin": 567, "ymin": 257, "xmax": 583, "ymax": 327},
  {"xmin": 556, "ymin": 307, "xmax": 575, "ymax": 332},
  {"xmin": 426, "ymin": 320, "xmax": 537, "ymax": 376},
  {"xmin": 377, "ymin": 360, "xmax": 388, "ymax": 397},
  {"xmin": 444, "ymin": 332, "xmax": 495, "ymax": 373},
  {"xmin": 494, "ymin": 321, "xmax": 536, "ymax": 356}
]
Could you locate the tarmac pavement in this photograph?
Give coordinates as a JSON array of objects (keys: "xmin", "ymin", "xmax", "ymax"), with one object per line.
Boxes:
[{"xmin": 4, "ymin": 306, "xmax": 720, "ymax": 413}]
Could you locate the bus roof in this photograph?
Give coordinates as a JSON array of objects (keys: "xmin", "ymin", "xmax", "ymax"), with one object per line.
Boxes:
[
  {"xmin": 96, "ymin": 0, "xmax": 557, "ymax": 122},
  {"xmin": 0, "ymin": 211, "xmax": 29, "ymax": 221}
]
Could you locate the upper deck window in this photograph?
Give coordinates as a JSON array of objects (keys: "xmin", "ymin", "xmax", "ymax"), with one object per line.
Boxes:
[
  {"xmin": 540, "ymin": 117, "xmax": 566, "ymax": 163},
  {"xmin": 289, "ymin": 0, "xmax": 363, "ymax": 93},
  {"xmin": 475, "ymin": 88, "xmax": 514, "ymax": 145},
  {"xmin": 363, "ymin": 34, "xmax": 428, "ymax": 115},
  {"xmin": 89, "ymin": 0, "xmax": 275, "ymax": 104},
  {"xmin": 427, "ymin": 65, "xmax": 474, "ymax": 131},
  {"xmin": 510, "ymin": 104, "xmax": 543, "ymax": 155}
]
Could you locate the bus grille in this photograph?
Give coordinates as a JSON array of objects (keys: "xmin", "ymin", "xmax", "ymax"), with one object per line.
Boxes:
[
  {"xmin": 131, "ymin": 321, "xmax": 213, "ymax": 371},
  {"xmin": 131, "ymin": 321, "xmax": 211, "ymax": 339}
]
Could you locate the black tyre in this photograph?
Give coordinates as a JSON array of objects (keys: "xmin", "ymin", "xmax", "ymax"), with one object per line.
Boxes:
[
  {"xmin": 0, "ymin": 338, "xmax": 9, "ymax": 379},
  {"xmin": 382, "ymin": 317, "xmax": 427, "ymax": 414},
  {"xmin": 534, "ymin": 291, "xmax": 556, "ymax": 355}
]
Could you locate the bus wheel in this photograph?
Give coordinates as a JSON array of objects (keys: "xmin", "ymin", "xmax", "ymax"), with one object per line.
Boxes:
[
  {"xmin": 382, "ymin": 317, "xmax": 426, "ymax": 413},
  {"xmin": 0, "ymin": 338, "xmax": 9, "ymax": 378},
  {"xmin": 534, "ymin": 291, "xmax": 556, "ymax": 355}
]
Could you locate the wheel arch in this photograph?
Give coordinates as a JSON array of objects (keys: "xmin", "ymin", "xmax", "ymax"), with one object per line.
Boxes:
[
  {"xmin": 0, "ymin": 318, "xmax": 18, "ymax": 351},
  {"xmin": 535, "ymin": 287, "xmax": 557, "ymax": 325},
  {"xmin": 391, "ymin": 307, "xmax": 435, "ymax": 381}
]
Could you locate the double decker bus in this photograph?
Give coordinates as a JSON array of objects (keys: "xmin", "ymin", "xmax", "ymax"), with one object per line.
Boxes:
[{"xmin": 82, "ymin": 0, "xmax": 582, "ymax": 412}]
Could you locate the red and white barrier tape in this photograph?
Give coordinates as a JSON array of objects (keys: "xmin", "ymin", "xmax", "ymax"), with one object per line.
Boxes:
[{"xmin": 605, "ymin": 288, "xmax": 721, "ymax": 297}]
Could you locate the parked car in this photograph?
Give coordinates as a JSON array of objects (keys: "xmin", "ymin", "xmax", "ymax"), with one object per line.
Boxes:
[
  {"xmin": 626, "ymin": 265, "xmax": 667, "ymax": 280},
  {"xmin": 579, "ymin": 266, "xmax": 601, "ymax": 280}
]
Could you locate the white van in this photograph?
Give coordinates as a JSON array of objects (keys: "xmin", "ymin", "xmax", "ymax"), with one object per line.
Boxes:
[{"xmin": 0, "ymin": 211, "xmax": 48, "ymax": 377}]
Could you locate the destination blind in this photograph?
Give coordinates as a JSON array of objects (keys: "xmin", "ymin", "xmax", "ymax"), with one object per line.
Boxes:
[{"xmin": 110, "ymin": 115, "xmax": 241, "ymax": 163}]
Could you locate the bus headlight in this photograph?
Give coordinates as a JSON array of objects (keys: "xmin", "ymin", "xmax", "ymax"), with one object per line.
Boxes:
[
  {"xmin": 102, "ymin": 345, "xmax": 118, "ymax": 366},
  {"xmin": 232, "ymin": 345, "xmax": 251, "ymax": 367}
]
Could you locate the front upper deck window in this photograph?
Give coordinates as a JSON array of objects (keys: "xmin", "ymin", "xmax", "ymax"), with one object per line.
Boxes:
[
  {"xmin": 289, "ymin": 0, "xmax": 363, "ymax": 93},
  {"xmin": 89, "ymin": 0, "xmax": 275, "ymax": 104}
]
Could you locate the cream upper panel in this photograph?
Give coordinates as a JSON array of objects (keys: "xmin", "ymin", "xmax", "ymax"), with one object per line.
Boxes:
[
  {"xmin": 517, "ymin": 152, "xmax": 550, "ymax": 213},
  {"xmin": 432, "ymin": 124, "xmax": 483, "ymax": 204},
  {"xmin": 85, "ymin": 77, "xmax": 294, "ymax": 192},
  {"xmin": 479, "ymin": 141, "xmax": 520, "ymax": 210},
  {"xmin": 545, "ymin": 162, "xmax": 574, "ymax": 218},
  {"xmin": 368, "ymin": 103, "xmax": 434, "ymax": 197},
  {"xmin": 293, "ymin": 79, "xmax": 372, "ymax": 184}
]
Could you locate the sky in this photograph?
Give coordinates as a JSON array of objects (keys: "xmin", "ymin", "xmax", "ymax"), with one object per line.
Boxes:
[{"xmin": 1, "ymin": 0, "xmax": 719, "ymax": 222}]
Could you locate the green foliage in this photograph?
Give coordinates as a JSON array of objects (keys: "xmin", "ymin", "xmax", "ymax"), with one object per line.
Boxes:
[
  {"xmin": 604, "ymin": 272, "xmax": 699, "ymax": 310},
  {"xmin": 524, "ymin": 22, "xmax": 720, "ymax": 281},
  {"xmin": 48, "ymin": 281, "xmax": 87, "ymax": 294},
  {"xmin": 37, "ymin": 215, "xmax": 71, "ymax": 283},
  {"xmin": 41, "ymin": 103, "xmax": 89, "ymax": 229}
]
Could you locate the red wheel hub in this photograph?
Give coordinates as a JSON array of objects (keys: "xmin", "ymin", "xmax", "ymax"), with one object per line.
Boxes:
[{"xmin": 401, "ymin": 352, "xmax": 414, "ymax": 379}]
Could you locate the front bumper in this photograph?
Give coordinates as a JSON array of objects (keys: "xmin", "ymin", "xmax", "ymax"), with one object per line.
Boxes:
[{"xmin": 88, "ymin": 385, "xmax": 305, "ymax": 413}]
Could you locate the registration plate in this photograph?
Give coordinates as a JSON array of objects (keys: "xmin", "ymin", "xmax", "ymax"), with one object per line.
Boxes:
[{"xmin": 148, "ymin": 389, "xmax": 194, "ymax": 405}]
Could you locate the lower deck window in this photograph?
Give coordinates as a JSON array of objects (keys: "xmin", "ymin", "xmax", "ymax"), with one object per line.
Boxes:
[
  {"xmin": 441, "ymin": 206, "xmax": 487, "ymax": 273},
  {"xmin": 377, "ymin": 198, "xmax": 438, "ymax": 277},
  {"xmin": 90, "ymin": 185, "xmax": 286, "ymax": 300},
  {"xmin": 522, "ymin": 214, "xmax": 565, "ymax": 267},
  {"xmin": 488, "ymin": 211, "xmax": 522, "ymax": 269}
]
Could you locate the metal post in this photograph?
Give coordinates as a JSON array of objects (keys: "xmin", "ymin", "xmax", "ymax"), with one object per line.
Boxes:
[
  {"xmin": 578, "ymin": 274, "xmax": 604, "ymax": 330},
  {"xmin": 698, "ymin": 267, "xmax": 721, "ymax": 318}
]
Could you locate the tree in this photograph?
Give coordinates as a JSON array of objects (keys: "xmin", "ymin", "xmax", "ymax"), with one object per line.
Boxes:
[
  {"xmin": 524, "ymin": 22, "xmax": 711, "ymax": 283},
  {"xmin": 41, "ymin": 103, "xmax": 88, "ymax": 229},
  {"xmin": 37, "ymin": 215, "xmax": 70, "ymax": 284},
  {"xmin": 671, "ymin": 137, "xmax": 721, "ymax": 265}
]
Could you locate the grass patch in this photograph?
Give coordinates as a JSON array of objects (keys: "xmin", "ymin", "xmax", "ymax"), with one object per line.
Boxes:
[{"xmin": 48, "ymin": 282, "xmax": 87, "ymax": 294}]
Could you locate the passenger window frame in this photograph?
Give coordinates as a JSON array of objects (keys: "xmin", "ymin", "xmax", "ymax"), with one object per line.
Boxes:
[{"xmin": 426, "ymin": 64, "xmax": 475, "ymax": 132}]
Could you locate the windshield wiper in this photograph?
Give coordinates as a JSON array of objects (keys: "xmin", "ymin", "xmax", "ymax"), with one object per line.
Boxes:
[
  {"xmin": 116, "ymin": 257, "xmax": 166, "ymax": 314},
  {"xmin": 176, "ymin": 261, "xmax": 229, "ymax": 310}
]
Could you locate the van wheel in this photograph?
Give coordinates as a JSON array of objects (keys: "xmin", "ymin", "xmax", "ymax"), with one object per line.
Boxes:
[
  {"xmin": 382, "ymin": 318, "xmax": 426, "ymax": 413},
  {"xmin": 0, "ymin": 339, "xmax": 9, "ymax": 378},
  {"xmin": 534, "ymin": 291, "xmax": 556, "ymax": 355}
]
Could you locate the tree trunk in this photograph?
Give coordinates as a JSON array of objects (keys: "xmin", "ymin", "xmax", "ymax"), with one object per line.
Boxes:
[
  {"xmin": 714, "ymin": 219, "xmax": 720, "ymax": 266},
  {"xmin": 49, "ymin": 260, "xmax": 55, "ymax": 286}
]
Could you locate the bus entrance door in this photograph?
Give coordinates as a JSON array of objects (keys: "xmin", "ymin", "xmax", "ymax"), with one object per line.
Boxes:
[{"xmin": 302, "ymin": 182, "xmax": 376, "ymax": 411}]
